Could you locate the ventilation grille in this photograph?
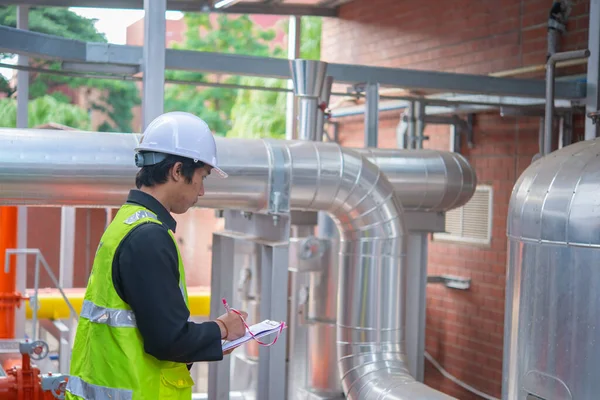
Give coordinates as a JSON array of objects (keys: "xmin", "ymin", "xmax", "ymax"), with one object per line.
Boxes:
[{"xmin": 434, "ymin": 185, "xmax": 493, "ymax": 245}]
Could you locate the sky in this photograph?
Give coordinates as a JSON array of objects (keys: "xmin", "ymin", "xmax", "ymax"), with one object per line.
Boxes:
[{"xmin": 0, "ymin": 7, "xmax": 184, "ymax": 79}]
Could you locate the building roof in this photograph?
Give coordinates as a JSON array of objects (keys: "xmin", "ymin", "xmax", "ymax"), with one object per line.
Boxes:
[{"xmin": 0, "ymin": 0, "xmax": 355, "ymax": 17}]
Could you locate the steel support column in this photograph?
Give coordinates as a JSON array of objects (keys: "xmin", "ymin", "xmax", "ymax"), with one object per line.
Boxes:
[
  {"xmin": 208, "ymin": 233, "xmax": 236, "ymax": 400},
  {"xmin": 14, "ymin": 5, "xmax": 29, "ymax": 340},
  {"xmin": 209, "ymin": 208, "xmax": 290, "ymax": 400},
  {"xmin": 142, "ymin": 0, "xmax": 166, "ymax": 130},
  {"xmin": 286, "ymin": 16, "xmax": 301, "ymax": 141},
  {"xmin": 59, "ymin": 207, "xmax": 75, "ymax": 289},
  {"xmin": 257, "ymin": 243, "xmax": 289, "ymax": 400},
  {"xmin": 406, "ymin": 232, "xmax": 428, "ymax": 382},
  {"xmin": 16, "ymin": 7, "xmax": 28, "ymax": 130},
  {"xmin": 586, "ymin": 0, "xmax": 600, "ymax": 140},
  {"xmin": 415, "ymin": 101, "xmax": 425, "ymax": 149},
  {"xmin": 365, "ymin": 82, "xmax": 379, "ymax": 148},
  {"xmin": 58, "ymin": 204, "xmax": 76, "ymax": 373},
  {"xmin": 403, "ymin": 211, "xmax": 445, "ymax": 382}
]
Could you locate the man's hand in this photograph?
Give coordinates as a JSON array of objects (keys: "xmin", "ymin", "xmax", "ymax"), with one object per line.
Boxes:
[{"xmin": 215, "ymin": 310, "xmax": 248, "ymax": 341}]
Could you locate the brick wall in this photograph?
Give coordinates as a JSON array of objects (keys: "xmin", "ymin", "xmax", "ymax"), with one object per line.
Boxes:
[
  {"xmin": 26, "ymin": 205, "xmax": 221, "ymax": 290},
  {"xmin": 25, "ymin": 207, "xmax": 112, "ymax": 289},
  {"xmin": 322, "ymin": 0, "xmax": 590, "ymax": 398}
]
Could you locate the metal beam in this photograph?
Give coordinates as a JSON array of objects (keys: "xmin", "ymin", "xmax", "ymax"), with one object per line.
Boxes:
[
  {"xmin": 586, "ymin": 0, "xmax": 600, "ymax": 140},
  {"xmin": 325, "ymin": 62, "xmax": 585, "ymax": 99},
  {"xmin": 0, "ymin": 25, "xmax": 87, "ymax": 61},
  {"xmin": 0, "ymin": 25, "xmax": 586, "ymax": 100},
  {"xmin": 330, "ymin": 92, "xmax": 580, "ymax": 119},
  {"xmin": 0, "ymin": 0, "xmax": 338, "ymax": 16},
  {"xmin": 62, "ymin": 62, "xmax": 139, "ymax": 75},
  {"xmin": 86, "ymin": 43, "xmax": 142, "ymax": 66},
  {"xmin": 318, "ymin": 0, "xmax": 355, "ymax": 6},
  {"xmin": 0, "ymin": 26, "xmax": 140, "ymax": 65}
]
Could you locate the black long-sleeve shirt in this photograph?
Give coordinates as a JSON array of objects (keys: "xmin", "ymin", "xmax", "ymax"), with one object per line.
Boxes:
[{"xmin": 111, "ymin": 189, "xmax": 223, "ymax": 364}]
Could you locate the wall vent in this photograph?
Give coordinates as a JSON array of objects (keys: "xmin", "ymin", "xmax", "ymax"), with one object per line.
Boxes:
[{"xmin": 434, "ymin": 184, "xmax": 493, "ymax": 245}]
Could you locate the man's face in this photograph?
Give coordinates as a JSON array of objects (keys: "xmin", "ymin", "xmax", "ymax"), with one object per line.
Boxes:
[{"xmin": 170, "ymin": 163, "xmax": 211, "ymax": 214}]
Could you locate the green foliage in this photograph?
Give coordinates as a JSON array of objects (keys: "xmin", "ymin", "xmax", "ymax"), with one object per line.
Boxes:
[
  {"xmin": 0, "ymin": 6, "xmax": 105, "ymax": 43},
  {"xmin": 0, "ymin": 95, "xmax": 91, "ymax": 129},
  {"xmin": 0, "ymin": 6, "xmax": 322, "ymax": 136},
  {"xmin": 228, "ymin": 16, "xmax": 322, "ymax": 139},
  {"xmin": 0, "ymin": 6, "xmax": 140, "ymax": 132},
  {"xmin": 163, "ymin": 13, "xmax": 287, "ymax": 136},
  {"xmin": 228, "ymin": 76, "xmax": 287, "ymax": 140},
  {"xmin": 298, "ymin": 17, "xmax": 323, "ymax": 61}
]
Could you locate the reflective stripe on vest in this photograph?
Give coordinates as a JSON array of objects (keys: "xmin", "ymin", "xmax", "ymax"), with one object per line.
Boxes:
[
  {"xmin": 80, "ymin": 299, "xmax": 136, "ymax": 328},
  {"xmin": 124, "ymin": 210, "xmax": 157, "ymax": 225},
  {"xmin": 66, "ymin": 376, "xmax": 133, "ymax": 400}
]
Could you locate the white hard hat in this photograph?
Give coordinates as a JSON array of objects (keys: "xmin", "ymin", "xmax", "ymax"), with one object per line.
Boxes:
[{"xmin": 134, "ymin": 111, "xmax": 227, "ymax": 178}]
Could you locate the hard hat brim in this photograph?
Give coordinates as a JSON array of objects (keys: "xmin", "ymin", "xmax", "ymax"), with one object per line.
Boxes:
[{"xmin": 210, "ymin": 166, "xmax": 228, "ymax": 179}]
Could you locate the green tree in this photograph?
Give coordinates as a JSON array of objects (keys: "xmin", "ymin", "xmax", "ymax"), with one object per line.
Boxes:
[
  {"xmin": 0, "ymin": 95, "xmax": 91, "ymax": 129},
  {"xmin": 0, "ymin": 6, "xmax": 140, "ymax": 132},
  {"xmin": 163, "ymin": 13, "xmax": 284, "ymax": 136},
  {"xmin": 228, "ymin": 16, "xmax": 322, "ymax": 139}
]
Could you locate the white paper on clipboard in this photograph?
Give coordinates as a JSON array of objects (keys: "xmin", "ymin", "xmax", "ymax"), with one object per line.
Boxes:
[{"xmin": 222, "ymin": 319, "xmax": 285, "ymax": 351}]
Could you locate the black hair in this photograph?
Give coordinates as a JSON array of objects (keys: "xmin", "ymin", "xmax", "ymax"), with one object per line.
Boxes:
[{"xmin": 135, "ymin": 154, "xmax": 206, "ymax": 189}]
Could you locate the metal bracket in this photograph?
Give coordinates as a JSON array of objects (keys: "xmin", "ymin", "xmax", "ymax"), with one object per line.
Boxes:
[
  {"xmin": 427, "ymin": 275, "xmax": 471, "ymax": 290},
  {"xmin": 298, "ymin": 236, "xmax": 327, "ymax": 261},
  {"xmin": 325, "ymin": 120, "xmax": 340, "ymax": 143},
  {"xmin": 264, "ymin": 140, "xmax": 291, "ymax": 224},
  {"xmin": 0, "ymin": 339, "xmax": 21, "ymax": 354},
  {"xmin": 400, "ymin": 112, "xmax": 473, "ymax": 151},
  {"xmin": 465, "ymin": 114, "xmax": 474, "ymax": 148},
  {"xmin": 41, "ymin": 373, "xmax": 68, "ymax": 399}
]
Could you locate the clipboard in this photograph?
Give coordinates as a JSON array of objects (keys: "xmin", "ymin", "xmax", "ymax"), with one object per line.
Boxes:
[{"xmin": 222, "ymin": 319, "xmax": 286, "ymax": 351}]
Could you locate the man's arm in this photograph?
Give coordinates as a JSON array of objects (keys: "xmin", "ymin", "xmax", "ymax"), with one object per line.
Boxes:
[{"xmin": 113, "ymin": 223, "xmax": 224, "ymax": 363}]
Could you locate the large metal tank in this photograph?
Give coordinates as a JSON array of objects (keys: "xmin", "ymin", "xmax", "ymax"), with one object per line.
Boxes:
[{"xmin": 503, "ymin": 138, "xmax": 600, "ymax": 400}]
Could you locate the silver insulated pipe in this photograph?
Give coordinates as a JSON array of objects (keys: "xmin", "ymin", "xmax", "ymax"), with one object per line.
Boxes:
[
  {"xmin": 290, "ymin": 59, "xmax": 327, "ymax": 142},
  {"xmin": 0, "ymin": 128, "xmax": 473, "ymax": 399},
  {"xmin": 504, "ymin": 138, "xmax": 600, "ymax": 400}
]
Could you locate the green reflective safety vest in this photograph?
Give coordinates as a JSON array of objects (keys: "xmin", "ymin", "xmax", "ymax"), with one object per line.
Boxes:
[{"xmin": 66, "ymin": 204, "xmax": 194, "ymax": 400}]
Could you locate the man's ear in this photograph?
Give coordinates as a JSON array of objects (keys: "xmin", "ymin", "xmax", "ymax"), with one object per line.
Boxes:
[{"xmin": 171, "ymin": 162, "xmax": 183, "ymax": 182}]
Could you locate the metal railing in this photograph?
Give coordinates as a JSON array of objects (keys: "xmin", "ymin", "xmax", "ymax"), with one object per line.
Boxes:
[{"xmin": 4, "ymin": 248, "xmax": 78, "ymax": 374}]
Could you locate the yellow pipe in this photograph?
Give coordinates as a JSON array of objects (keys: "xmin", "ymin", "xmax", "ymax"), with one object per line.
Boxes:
[{"xmin": 24, "ymin": 287, "xmax": 212, "ymax": 319}]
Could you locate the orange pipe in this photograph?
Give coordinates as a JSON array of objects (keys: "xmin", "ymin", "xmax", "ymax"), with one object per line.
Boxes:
[
  {"xmin": 0, "ymin": 352, "xmax": 60, "ymax": 400},
  {"xmin": 0, "ymin": 206, "xmax": 20, "ymax": 339}
]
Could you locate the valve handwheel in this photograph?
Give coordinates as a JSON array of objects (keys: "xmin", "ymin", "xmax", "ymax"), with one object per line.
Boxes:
[{"xmin": 30, "ymin": 340, "xmax": 49, "ymax": 360}]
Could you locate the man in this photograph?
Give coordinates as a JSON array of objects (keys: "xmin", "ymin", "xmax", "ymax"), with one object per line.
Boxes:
[{"xmin": 66, "ymin": 112, "xmax": 247, "ymax": 400}]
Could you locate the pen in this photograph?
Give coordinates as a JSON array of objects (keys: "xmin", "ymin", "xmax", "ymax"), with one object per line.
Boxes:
[{"xmin": 222, "ymin": 297, "xmax": 232, "ymax": 313}]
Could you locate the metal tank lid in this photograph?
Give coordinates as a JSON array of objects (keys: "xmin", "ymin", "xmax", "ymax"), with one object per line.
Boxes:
[{"xmin": 507, "ymin": 138, "xmax": 600, "ymax": 247}]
